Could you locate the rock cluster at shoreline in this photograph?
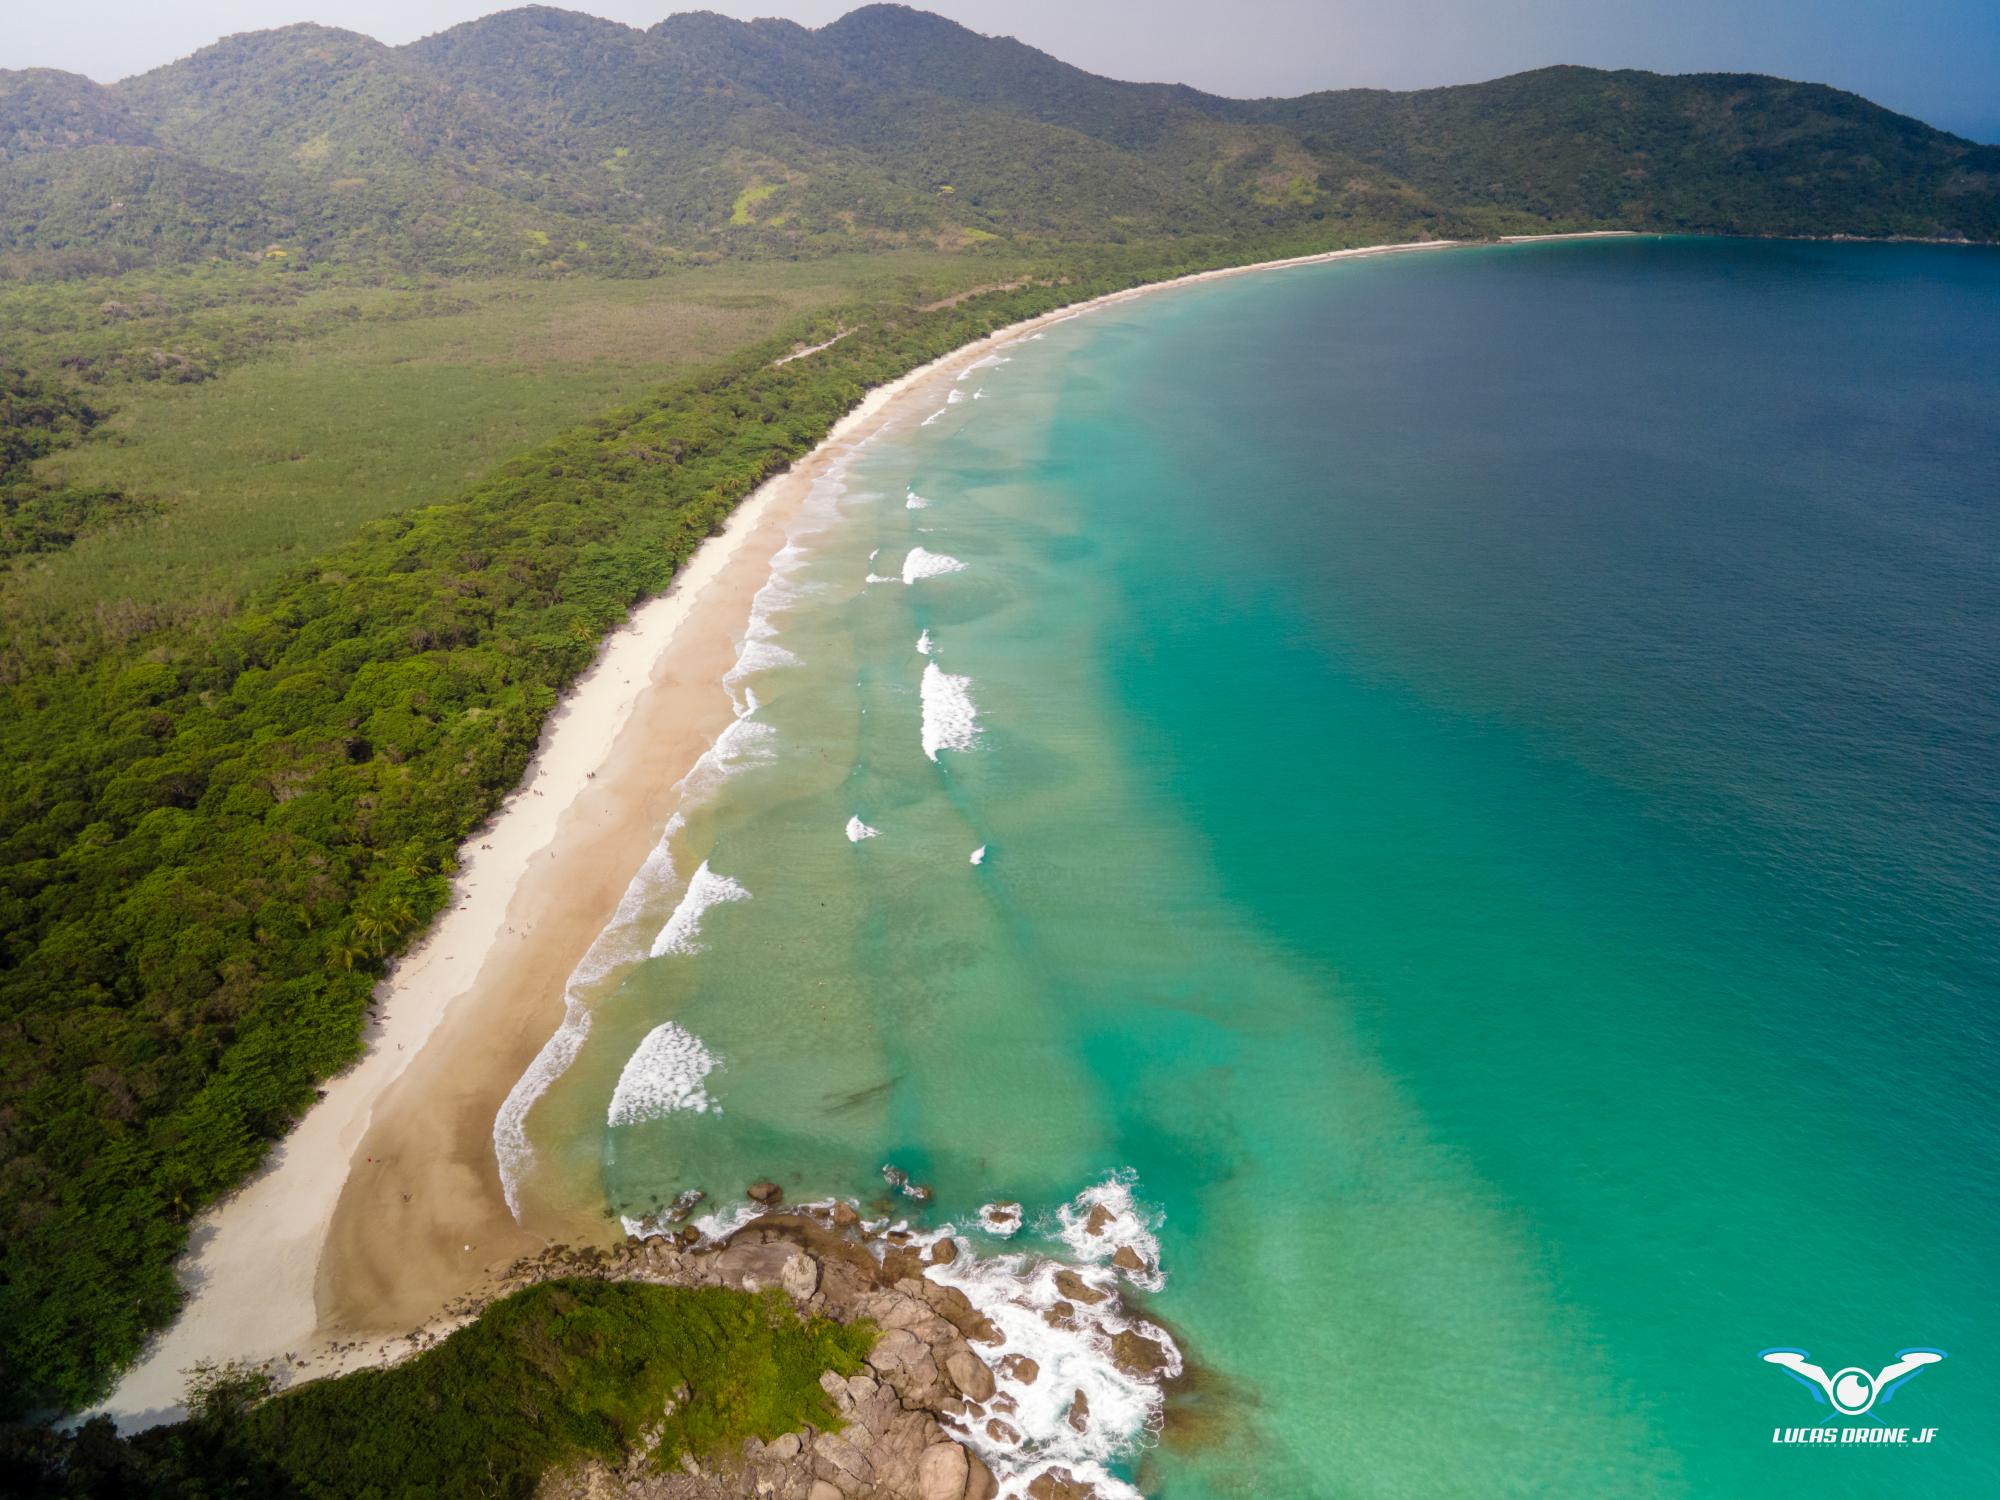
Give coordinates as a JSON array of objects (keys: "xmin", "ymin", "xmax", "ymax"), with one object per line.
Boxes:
[{"xmin": 519, "ymin": 1204, "xmax": 1147, "ymax": 1500}]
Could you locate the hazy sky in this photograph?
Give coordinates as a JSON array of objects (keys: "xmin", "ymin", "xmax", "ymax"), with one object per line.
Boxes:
[{"xmin": 8, "ymin": 1, "xmax": 1998, "ymax": 142}]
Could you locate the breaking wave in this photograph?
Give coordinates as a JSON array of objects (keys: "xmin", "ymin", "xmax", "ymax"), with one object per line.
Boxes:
[
  {"xmin": 650, "ymin": 860, "xmax": 751, "ymax": 957},
  {"xmin": 606, "ymin": 1022, "xmax": 719, "ymax": 1126},
  {"xmin": 903, "ymin": 547, "xmax": 967, "ymax": 584},
  {"xmin": 921, "ymin": 662, "xmax": 980, "ymax": 762},
  {"xmin": 493, "ymin": 831, "xmax": 679, "ymax": 1218}
]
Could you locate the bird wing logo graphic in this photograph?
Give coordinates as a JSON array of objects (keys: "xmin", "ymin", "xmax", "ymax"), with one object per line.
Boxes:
[{"xmin": 1759, "ymin": 1348, "xmax": 1946, "ymax": 1417}]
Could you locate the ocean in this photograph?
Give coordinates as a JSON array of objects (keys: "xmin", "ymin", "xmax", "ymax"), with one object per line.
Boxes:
[{"xmin": 502, "ymin": 237, "xmax": 2000, "ymax": 1496}]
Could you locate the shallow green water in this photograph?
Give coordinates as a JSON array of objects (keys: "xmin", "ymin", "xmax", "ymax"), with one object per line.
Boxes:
[{"xmin": 507, "ymin": 238, "xmax": 2000, "ymax": 1496}]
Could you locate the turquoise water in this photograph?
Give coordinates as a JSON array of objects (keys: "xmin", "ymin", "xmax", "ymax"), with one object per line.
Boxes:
[{"xmin": 512, "ymin": 238, "xmax": 2000, "ymax": 1495}]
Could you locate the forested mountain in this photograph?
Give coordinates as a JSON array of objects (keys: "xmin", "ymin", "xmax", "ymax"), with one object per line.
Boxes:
[{"xmin": 1, "ymin": 3, "xmax": 1994, "ymax": 277}]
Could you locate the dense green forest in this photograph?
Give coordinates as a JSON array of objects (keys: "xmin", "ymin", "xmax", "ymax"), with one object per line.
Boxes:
[
  {"xmin": 1, "ymin": 0, "xmax": 1996, "ymax": 1442},
  {"xmin": 2, "ymin": 2, "xmax": 1994, "ymax": 279},
  {"xmin": 0, "ymin": 1280, "xmax": 874, "ymax": 1497}
]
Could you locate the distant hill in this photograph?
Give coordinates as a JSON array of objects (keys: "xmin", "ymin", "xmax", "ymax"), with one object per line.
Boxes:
[{"xmin": 1, "ymin": 3, "xmax": 1993, "ymax": 275}]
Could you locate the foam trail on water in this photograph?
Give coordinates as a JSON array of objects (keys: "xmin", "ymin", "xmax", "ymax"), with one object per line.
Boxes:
[
  {"xmin": 494, "ymin": 830, "xmax": 679, "ymax": 1217},
  {"xmin": 916, "ymin": 629, "xmax": 934, "ymax": 656},
  {"xmin": 958, "ymin": 354, "xmax": 1011, "ymax": 380},
  {"xmin": 846, "ymin": 816, "xmax": 881, "ymax": 842},
  {"xmin": 721, "ymin": 535, "xmax": 816, "ymax": 714},
  {"xmin": 906, "ymin": 488, "xmax": 930, "ymax": 510},
  {"xmin": 720, "ymin": 635, "xmax": 798, "ymax": 714},
  {"xmin": 651, "ymin": 860, "xmax": 751, "ymax": 956},
  {"xmin": 673, "ymin": 715, "xmax": 777, "ymax": 805},
  {"xmin": 497, "ymin": 462, "xmax": 840, "ymax": 1219},
  {"xmin": 607, "ymin": 1022, "xmax": 719, "ymax": 1126},
  {"xmin": 921, "ymin": 662, "xmax": 980, "ymax": 762},
  {"xmin": 903, "ymin": 547, "xmax": 967, "ymax": 585},
  {"xmin": 947, "ymin": 388, "xmax": 966, "ymax": 405}
]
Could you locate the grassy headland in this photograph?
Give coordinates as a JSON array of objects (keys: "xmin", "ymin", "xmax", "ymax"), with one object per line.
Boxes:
[{"xmin": 0, "ymin": 1279, "xmax": 874, "ymax": 1498}]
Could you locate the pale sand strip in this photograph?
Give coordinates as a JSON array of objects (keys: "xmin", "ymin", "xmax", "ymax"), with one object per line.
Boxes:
[{"xmin": 102, "ymin": 231, "xmax": 1628, "ymax": 1425}]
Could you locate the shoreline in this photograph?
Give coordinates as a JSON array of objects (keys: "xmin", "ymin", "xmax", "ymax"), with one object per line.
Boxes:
[{"xmin": 99, "ymin": 229, "xmax": 1625, "ymax": 1427}]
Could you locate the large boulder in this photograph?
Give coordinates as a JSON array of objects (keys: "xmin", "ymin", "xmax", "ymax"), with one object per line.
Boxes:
[
  {"xmin": 944, "ymin": 1348, "xmax": 995, "ymax": 1402},
  {"xmin": 917, "ymin": 1441, "xmax": 970, "ymax": 1500},
  {"xmin": 1052, "ymin": 1269, "xmax": 1107, "ymax": 1306},
  {"xmin": 1065, "ymin": 1389, "xmax": 1090, "ymax": 1433},
  {"xmin": 1027, "ymin": 1469, "xmax": 1099, "ymax": 1500},
  {"xmin": 1111, "ymin": 1326, "xmax": 1172, "ymax": 1379},
  {"xmin": 781, "ymin": 1251, "xmax": 820, "ymax": 1302}
]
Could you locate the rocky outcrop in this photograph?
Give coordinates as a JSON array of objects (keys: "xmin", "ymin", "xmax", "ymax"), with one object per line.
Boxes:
[
  {"xmin": 497, "ymin": 1178, "xmax": 1189, "ymax": 1500},
  {"xmin": 528, "ymin": 1212, "xmax": 1024, "ymax": 1500}
]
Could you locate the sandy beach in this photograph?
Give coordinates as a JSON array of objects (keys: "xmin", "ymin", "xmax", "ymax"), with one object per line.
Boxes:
[{"xmin": 100, "ymin": 231, "xmax": 1624, "ymax": 1426}]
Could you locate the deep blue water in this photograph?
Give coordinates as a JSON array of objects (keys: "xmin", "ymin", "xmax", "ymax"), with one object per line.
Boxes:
[{"xmin": 1079, "ymin": 237, "xmax": 2000, "ymax": 1493}]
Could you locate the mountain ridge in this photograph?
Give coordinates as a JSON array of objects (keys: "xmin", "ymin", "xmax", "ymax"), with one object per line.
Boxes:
[{"xmin": 2, "ymin": 3, "xmax": 1993, "ymax": 276}]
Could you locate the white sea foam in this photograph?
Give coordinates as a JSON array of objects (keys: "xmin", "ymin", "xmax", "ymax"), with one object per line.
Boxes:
[
  {"xmin": 606, "ymin": 1022, "xmax": 719, "ymax": 1126},
  {"xmin": 979, "ymin": 1201, "xmax": 1023, "ymax": 1237},
  {"xmin": 902, "ymin": 547, "xmax": 966, "ymax": 584},
  {"xmin": 947, "ymin": 387, "xmax": 965, "ymax": 405},
  {"xmin": 917, "ymin": 1175, "xmax": 1178, "ymax": 1500},
  {"xmin": 1054, "ymin": 1169, "xmax": 1167, "ymax": 1292},
  {"xmin": 916, "ymin": 629, "xmax": 933, "ymax": 656},
  {"xmin": 845, "ymin": 815, "xmax": 881, "ymax": 842},
  {"xmin": 921, "ymin": 405, "xmax": 947, "ymax": 426},
  {"xmin": 970, "ymin": 844, "xmax": 987, "ymax": 865},
  {"xmin": 905, "ymin": 488, "xmax": 930, "ymax": 509},
  {"xmin": 650, "ymin": 860, "xmax": 751, "ymax": 956},
  {"xmin": 972, "ymin": 390, "xmax": 986, "ymax": 400},
  {"xmin": 673, "ymin": 714, "xmax": 777, "ymax": 804},
  {"xmin": 958, "ymin": 354, "xmax": 1011, "ymax": 380},
  {"xmin": 720, "ymin": 635, "xmax": 799, "ymax": 714},
  {"xmin": 679, "ymin": 1197, "xmax": 774, "ymax": 1245},
  {"xmin": 719, "ymin": 533, "xmax": 818, "ymax": 713},
  {"xmin": 920, "ymin": 662, "xmax": 980, "ymax": 762}
]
